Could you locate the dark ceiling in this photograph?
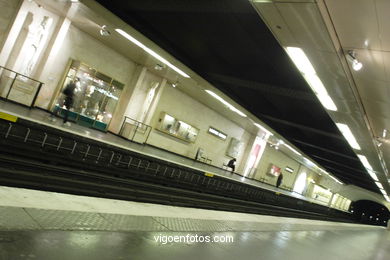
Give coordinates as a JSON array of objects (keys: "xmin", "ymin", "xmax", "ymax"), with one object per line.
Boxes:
[{"xmin": 95, "ymin": 0, "xmax": 379, "ymax": 193}]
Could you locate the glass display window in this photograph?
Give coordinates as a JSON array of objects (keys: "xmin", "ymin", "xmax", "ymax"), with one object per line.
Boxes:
[
  {"xmin": 53, "ymin": 60, "xmax": 124, "ymax": 131},
  {"xmin": 157, "ymin": 112, "xmax": 199, "ymax": 143}
]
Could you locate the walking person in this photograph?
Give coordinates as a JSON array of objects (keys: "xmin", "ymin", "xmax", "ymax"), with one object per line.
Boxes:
[
  {"xmin": 276, "ymin": 172, "xmax": 283, "ymax": 188},
  {"xmin": 62, "ymin": 77, "xmax": 79, "ymax": 126}
]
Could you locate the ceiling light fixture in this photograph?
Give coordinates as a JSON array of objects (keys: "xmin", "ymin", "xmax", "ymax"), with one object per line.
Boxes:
[
  {"xmin": 286, "ymin": 47, "xmax": 337, "ymax": 111},
  {"xmin": 336, "ymin": 123, "xmax": 361, "ymax": 150},
  {"xmin": 376, "ymin": 182, "xmax": 384, "ymax": 190},
  {"xmin": 154, "ymin": 64, "xmax": 164, "ymax": 71},
  {"xmin": 357, "ymin": 154, "xmax": 379, "ymax": 182},
  {"xmin": 357, "ymin": 155, "xmax": 373, "ymax": 170},
  {"xmin": 205, "ymin": 90, "xmax": 247, "ymax": 117},
  {"xmin": 347, "ymin": 50, "xmax": 363, "ymax": 71},
  {"xmin": 115, "ymin": 29, "xmax": 190, "ymax": 78},
  {"xmin": 368, "ymin": 170, "xmax": 379, "ymax": 182},
  {"xmin": 99, "ymin": 25, "xmax": 111, "ymax": 36},
  {"xmin": 383, "ymin": 129, "xmax": 387, "ymax": 138},
  {"xmin": 328, "ymin": 174, "xmax": 343, "ymax": 184}
]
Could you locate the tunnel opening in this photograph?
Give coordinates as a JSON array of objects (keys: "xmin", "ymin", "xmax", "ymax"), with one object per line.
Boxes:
[{"xmin": 350, "ymin": 200, "xmax": 389, "ymax": 226}]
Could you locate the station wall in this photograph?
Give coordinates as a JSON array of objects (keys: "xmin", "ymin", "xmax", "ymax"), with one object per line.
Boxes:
[
  {"xmin": 31, "ymin": 22, "xmax": 139, "ymax": 133},
  {"xmin": 0, "ymin": 0, "xmax": 21, "ymax": 49},
  {"xmin": 253, "ymin": 144, "xmax": 300, "ymax": 189},
  {"xmin": 147, "ymin": 84, "xmax": 253, "ymax": 169}
]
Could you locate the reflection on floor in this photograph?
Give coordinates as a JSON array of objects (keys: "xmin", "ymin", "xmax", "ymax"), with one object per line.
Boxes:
[
  {"xmin": 0, "ymin": 186, "xmax": 387, "ymax": 260},
  {"xmin": 0, "ymin": 229, "xmax": 389, "ymax": 260},
  {"xmin": 0, "ymin": 100, "xmax": 332, "ymax": 208}
]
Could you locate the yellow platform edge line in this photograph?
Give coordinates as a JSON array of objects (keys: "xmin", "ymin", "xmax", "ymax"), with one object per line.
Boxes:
[
  {"xmin": 204, "ymin": 172, "xmax": 214, "ymax": 177},
  {"xmin": 0, "ymin": 111, "xmax": 18, "ymax": 122}
]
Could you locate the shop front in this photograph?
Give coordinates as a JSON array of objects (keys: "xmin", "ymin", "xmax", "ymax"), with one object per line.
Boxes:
[{"xmin": 52, "ymin": 60, "xmax": 124, "ymax": 131}]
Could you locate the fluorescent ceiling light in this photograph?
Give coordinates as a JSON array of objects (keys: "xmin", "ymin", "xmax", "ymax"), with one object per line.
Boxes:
[
  {"xmin": 303, "ymin": 74, "xmax": 327, "ymax": 96},
  {"xmin": 357, "ymin": 155, "xmax": 379, "ymax": 181},
  {"xmin": 284, "ymin": 143, "xmax": 302, "ymax": 156},
  {"xmin": 376, "ymin": 182, "xmax": 384, "ymax": 190},
  {"xmin": 254, "ymin": 123, "xmax": 273, "ymax": 136},
  {"xmin": 115, "ymin": 29, "xmax": 190, "ymax": 78},
  {"xmin": 368, "ymin": 170, "xmax": 379, "ymax": 182},
  {"xmin": 286, "ymin": 47, "xmax": 337, "ymax": 112},
  {"xmin": 336, "ymin": 123, "xmax": 361, "ymax": 150},
  {"xmin": 384, "ymin": 194, "xmax": 390, "ymax": 202},
  {"xmin": 205, "ymin": 90, "xmax": 247, "ymax": 117},
  {"xmin": 317, "ymin": 93, "xmax": 338, "ymax": 111},
  {"xmin": 357, "ymin": 154, "xmax": 379, "ymax": 181},
  {"xmin": 383, "ymin": 129, "xmax": 387, "ymax": 138},
  {"xmin": 357, "ymin": 155, "xmax": 373, "ymax": 170},
  {"xmin": 380, "ymin": 189, "xmax": 387, "ymax": 195},
  {"xmin": 286, "ymin": 47, "xmax": 316, "ymax": 75}
]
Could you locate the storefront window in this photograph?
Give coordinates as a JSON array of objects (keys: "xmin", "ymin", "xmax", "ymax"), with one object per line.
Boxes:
[{"xmin": 53, "ymin": 60, "xmax": 124, "ymax": 131}]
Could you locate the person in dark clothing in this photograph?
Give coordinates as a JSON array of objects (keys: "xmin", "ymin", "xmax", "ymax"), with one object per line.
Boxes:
[
  {"xmin": 276, "ymin": 172, "xmax": 283, "ymax": 188},
  {"xmin": 227, "ymin": 158, "xmax": 236, "ymax": 173},
  {"xmin": 62, "ymin": 78, "xmax": 79, "ymax": 125}
]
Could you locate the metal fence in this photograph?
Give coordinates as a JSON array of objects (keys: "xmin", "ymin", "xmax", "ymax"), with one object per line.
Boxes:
[
  {"xmin": 0, "ymin": 66, "xmax": 44, "ymax": 107},
  {"xmin": 119, "ymin": 116, "xmax": 152, "ymax": 144}
]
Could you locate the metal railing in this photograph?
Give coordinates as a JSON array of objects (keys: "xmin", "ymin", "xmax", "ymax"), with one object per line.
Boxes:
[
  {"xmin": 0, "ymin": 66, "xmax": 44, "ymax": 107},
  {"xmin": 119, "ymin": 116, "xmax": 152, "ymax": 144},
  {"xmin": 0, "ymin": 117, "xmax": 355, "ymax": 223}
]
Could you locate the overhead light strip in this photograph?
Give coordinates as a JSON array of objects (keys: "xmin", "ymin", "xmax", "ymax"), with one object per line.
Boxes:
[
  {"xmin": 205, "ymin": 90, "xmax": 247, "ymax": 117},
  {"xmin": 285, "ymin": 47, "xmax": 337, "ymax": 111},
  {"xmin": 284, "ymin": 143, "xmax": 302, "ymax": 156},
  {"xmin": 115, "ymin": 29, "xmax": 190, "ymax": 78},
  {"xmin": 376, "ymin": 182, "xmax": 384, "ymax": 190},
  {"xmin": 328, "ymin": 174, "xmax": 343, "ymax": 184},
  {"xmin": 357, "ymin": 155, "xmax": 379, "ymax": 182},
  {"xmin": 336, "ymin": 123, "xmax": 361, "ymax": 150}
]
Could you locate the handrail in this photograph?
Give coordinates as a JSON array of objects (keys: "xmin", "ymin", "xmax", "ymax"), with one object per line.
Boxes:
[
  {"xmin": 0, "ymin": 65, "xmax": 44, "ymax": 84},
  {"xmin": 0, "ymin": 65, "xmax": 44, "ymax": 107},
  {"xmin": 119, "ymin": 116, "xmax": 152, "ymax": 144}
]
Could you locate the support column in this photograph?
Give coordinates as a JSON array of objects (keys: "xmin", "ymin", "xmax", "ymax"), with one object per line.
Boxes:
[{"xmin": 35, "ymin": 16, "xmax": 71, "ymax": 108}]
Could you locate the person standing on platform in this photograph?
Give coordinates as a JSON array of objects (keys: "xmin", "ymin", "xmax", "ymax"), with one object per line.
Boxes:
[
  {"xmin": 227, "ymin": 158, "xmax": 236, "ymax": 173},
  {"xmin": 276, "ymin": 172, "xmax": 283, "ymax": 188},
  {"xmin": 62, "ymin": 77, "xmax": 79, "ymax": 126}
]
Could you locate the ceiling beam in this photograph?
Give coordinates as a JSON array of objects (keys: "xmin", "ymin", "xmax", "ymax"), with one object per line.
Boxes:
[
  {"xmin": 207, "ymin": 73, "xmax": 315, "ymax": 101},
  {"xmin": 292, "ymin": 139, "xmax": 358, "ymax": 160},
  {"xmin": 258, "ymin": 114, "xmax": 344, "ymax": 140}
]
